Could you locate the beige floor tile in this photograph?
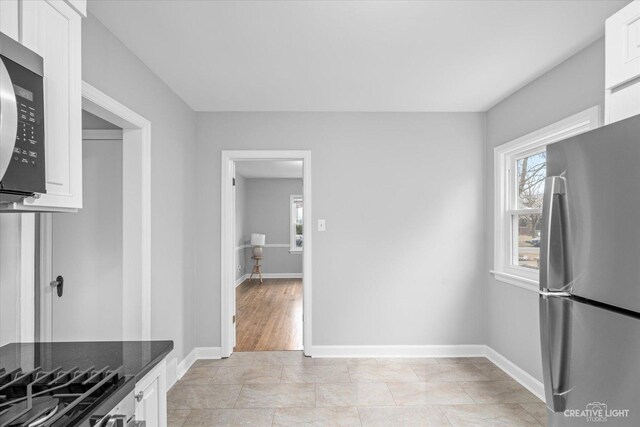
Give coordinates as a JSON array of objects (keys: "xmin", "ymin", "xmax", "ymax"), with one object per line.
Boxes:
[
  {"xmin": 168, "ymin": 409, "xmax": 191, "ymax": 427},
  {"xmin": 520, "ymin": 402, "xmax": 548, "ymax": 425},
  {"xmin": 211, "ymin": 366, "xmax": 283, "ymax": 384},
  {"xmin": 359, "ymin": 406, "xmax": 452, "ymax": 426},
  {"xmin": 178, "ymin": 367, "xmax": 220, "ymax": 386},
  {"xmin": 472, "ymin": 363, "xmax": 512, "ymax": 381},
  {"xmin": 197, "ymin": 353, "xmax": 260, "ymax": 367},
  {"xmin": 458, "ymin": 381, "xmax": 540, "ymax": 404},
  {"xmin": 281, "ymin": 365, "xmax": 351, "ymax": 383},
  {"xmin": 168, "ymin": 385, "xmax": 243, "ymax": 409},
  {"xmin": 441, "ymin": 403, "xmax": 540, "ymax": 426},
  {"xmin": 316, "ymin": 383, "xmax": 395, "ymax": 407},
  {"xmin": 411, "ymin": 364, "xmax": 489, "ymax": 382},
  {"xmin": 235, "ymin": 383, "xmax": 316, "ymax": 408},
  {"xmin": 348, "ymin": 364, "xmax": 421, "ymax": 383},
  {"xmin": 181, "ymin": 408, "xmax": 274, "ymax": 426},
  {"xmin": 273, "ymin": 407, "xmax": 361, "ymax": 426},
  {"xmin": 376, "ymin": 358, "xmax": 439, "ymax": 366},
  {"xmin": 261, "ymin": 351, "xmax": 314, "ymax": 366},
  {"xmin": 313, "ymin": 357, "xmax": 378, "ymax": 366},
  {"xmin": 387, "ymin": 382, "xmax": 474, "ymax": 405},
  {"xmin": 436, "ymin": 357, "xmax": 491, "ymax": 364}
]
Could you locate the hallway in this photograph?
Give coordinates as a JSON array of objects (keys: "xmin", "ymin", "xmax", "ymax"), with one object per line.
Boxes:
[{"xmin": 235, "ymin": 279, "xmax": 303, "ymax": 352}]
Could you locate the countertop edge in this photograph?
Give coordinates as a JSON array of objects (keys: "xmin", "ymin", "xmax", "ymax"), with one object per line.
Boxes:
[{"xmin": 133, "ymin": 342, "xmax": 174, "ymax": 382}]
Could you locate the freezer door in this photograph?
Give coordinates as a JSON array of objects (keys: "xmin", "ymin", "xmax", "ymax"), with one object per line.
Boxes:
[
  {"xmin": 541, "ymin": 295, "xmax": 640, "ymax": 426},
  {"xmin": 545, "ymin": 115, "xmax": 640, "ymax": 312}
]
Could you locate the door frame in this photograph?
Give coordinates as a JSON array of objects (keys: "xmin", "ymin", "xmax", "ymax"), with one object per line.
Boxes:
[
  {"xmin": 221, "ymin": 150, "xmax": 312, "ymax": 357},
  {"xmin": 39, "ymin": 81, "xmax": 152, "ymax": 341}
]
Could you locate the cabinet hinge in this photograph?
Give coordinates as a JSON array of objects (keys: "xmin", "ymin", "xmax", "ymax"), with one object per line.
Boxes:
[
  {"xmin": 233, "ymin": 315, "xmax": 236, "ymax": 323},
  {"xmin": 232, "ymin": 178, "xmax": 236, "ymax": 186}
]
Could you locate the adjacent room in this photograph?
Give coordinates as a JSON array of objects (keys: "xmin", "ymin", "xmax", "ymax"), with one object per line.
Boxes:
[{"xmin": 233, "ymin": 160, "xmax": 304, "ymax": 352}]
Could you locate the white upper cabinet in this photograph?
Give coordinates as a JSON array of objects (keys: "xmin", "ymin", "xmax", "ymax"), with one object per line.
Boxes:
[
  {"xmin": 606, "ymin": 0, "xmax": 640, "ymax": 90},
  {"xmin": 605, "ymin": 0, "xmax": 640, "ymax": 124},
  {"xmin": 1, "ymin": 0, "xmax": 85, "ymax": 212}
]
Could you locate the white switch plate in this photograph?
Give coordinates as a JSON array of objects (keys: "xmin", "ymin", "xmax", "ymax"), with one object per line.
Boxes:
[{"xmin": 318, "ymin": 219, "xmax": 326, "ymax": 231}]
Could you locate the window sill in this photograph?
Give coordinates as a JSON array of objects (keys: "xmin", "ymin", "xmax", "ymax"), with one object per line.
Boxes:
[
  {"xmin": 490, "ymin": 270, "xmax": 539, "ymax": 294},
  {"xmin": 289, "ymin": 250, "xmax": 303, "ymax": 255}
]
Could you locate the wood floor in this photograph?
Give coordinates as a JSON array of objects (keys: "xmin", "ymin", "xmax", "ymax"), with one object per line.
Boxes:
[{"xmin": 235, "ymin": 278, "xmax": 302, "ymax": 352}]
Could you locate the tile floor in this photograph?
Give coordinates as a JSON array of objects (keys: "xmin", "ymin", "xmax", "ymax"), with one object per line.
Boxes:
[{"xmin": 168, "ymin": 351, "xmax": 547, "ymax": 426}]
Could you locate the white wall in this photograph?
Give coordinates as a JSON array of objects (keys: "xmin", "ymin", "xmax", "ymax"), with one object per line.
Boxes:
[
  {"xmin": 243, "ymin": 178, "xmax": 303, "ymax": 276},
  {"xmin": 82, "ymin": 13, "xmax": 198, "ymax": 362},
  {"xmin": 195, "ymin": 112, "xmax": 486, "ymax": 348},
  {"xmin": 51, "ymin": 139, "xmax": 123, "ymax": 341},
  {"xmin": 485, "ymin": 38, "xmax": 605, "ymax": 381}
]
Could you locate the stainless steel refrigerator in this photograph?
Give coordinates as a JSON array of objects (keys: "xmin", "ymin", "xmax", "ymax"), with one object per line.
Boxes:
[{"xmin": 540, "ymin": 114, "xmax": 640, "ymax": 426}]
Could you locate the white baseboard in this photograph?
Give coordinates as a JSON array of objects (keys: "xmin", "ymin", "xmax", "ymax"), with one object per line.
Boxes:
[
  {"xmin": 485, "ymin": 346, "xmax": 545, "ymax": 401},
  {"xmin": 310, "ymin": 345, "xmax": 486, "ymax": 358},
  {"xmin": 167, "ymin": 347, "xmax": 223, "ymax": 389},
  {"xmin": 166, "ymin": 358, "xmax": 177, "ymax": 389},
  {"xmin": 196, "ymin": 347, "xmax": 223, "ymax": 359},
  {"xmin": 236, "ymin": 273, "xmax": 302, "ymax": 287},
  {"xmin": 235, "ymin": 274, "xmax": 249, "ymax": 287}
]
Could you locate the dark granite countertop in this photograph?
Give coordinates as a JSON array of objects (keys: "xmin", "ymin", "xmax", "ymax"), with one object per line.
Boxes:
[{"xmin": 0, "ymin": 341, "xmax": 173, "ymax": 381}]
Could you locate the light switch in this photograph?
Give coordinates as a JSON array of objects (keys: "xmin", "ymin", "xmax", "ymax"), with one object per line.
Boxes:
[{"xmin": 318, "ymin": 219, "xmax": 326, "ymax": 232}]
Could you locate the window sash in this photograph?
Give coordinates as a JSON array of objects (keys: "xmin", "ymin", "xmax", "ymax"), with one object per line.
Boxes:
[
  {"xmin": 290, "ymin": 195, "xmax": 303, "ymax": 252},
  {"xmin": 493, "ymin": 106, "xmax": 600, "ymax": 287}
]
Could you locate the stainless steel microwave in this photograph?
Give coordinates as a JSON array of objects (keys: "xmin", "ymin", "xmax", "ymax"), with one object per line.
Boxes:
[{"xmin": 0, "ymin": 31, "xmax": 46, "ymax": 203}]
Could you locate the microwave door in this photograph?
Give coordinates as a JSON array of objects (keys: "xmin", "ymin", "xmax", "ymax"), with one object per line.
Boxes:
[{"xmin": 0, "ymin": 55, "xmax": 18, "ymax": 181}]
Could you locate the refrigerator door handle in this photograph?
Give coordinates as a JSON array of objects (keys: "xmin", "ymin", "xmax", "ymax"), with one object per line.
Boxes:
[
  {"xmin": 540, "ymin": 175, "xmax": 572, "ymax": 292},
  {"xmin": 540, "ymin": 294, "xmax": 572, "ymax": 412}
]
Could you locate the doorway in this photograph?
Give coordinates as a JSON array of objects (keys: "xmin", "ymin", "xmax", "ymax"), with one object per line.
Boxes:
[
  {"xmin": 47, "ymin": 110, "xmax": 124, "ymax": 341},
  {"xmin": 37, "ymin": 82, "xmax": 151, "ymax": 342},
  {"xmin": 220, "ymin": 151, "xmax": 312, "ymax": 357},
  {"xmin": 233, "ymin": 161, "xmax": 303, "ymax": 351}
]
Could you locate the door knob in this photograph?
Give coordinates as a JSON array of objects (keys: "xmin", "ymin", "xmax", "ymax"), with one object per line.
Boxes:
[{"xmin": 50, "ymin": 275, "xmax": 64, "ymax": 297}]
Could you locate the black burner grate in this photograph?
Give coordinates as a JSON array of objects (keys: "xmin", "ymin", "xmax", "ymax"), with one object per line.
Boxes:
[{"xmin": 0, "ymin": 366, "xmax": 123, "ymax": 427}]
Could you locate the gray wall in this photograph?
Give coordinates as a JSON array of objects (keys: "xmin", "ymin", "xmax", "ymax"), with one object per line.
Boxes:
[
  {"xmin": 242, "ymin": 178, "xmax": 303, "ymax": 276},
  {"xmin": 82, "ymin": 13, "xmax": 197, "ymax": 362},
  {"xmin": 51, "ymin": 139, "xmax": 123, "ymax": 341},
  {"xmin": 82, "ymin": 110, "xmax": 121, "ymax": 130},
  {"xmin": 485, "ymin": 38, "xmax": 605, "ymax": 381},
  {"xmin": 195, "ymin": 112, "xmax": 486, "ymax": 347}
]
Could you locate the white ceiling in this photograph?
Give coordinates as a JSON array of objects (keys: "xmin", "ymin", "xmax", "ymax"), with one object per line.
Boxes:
[
  {"xmin": 235, "ymin": 160, "xmax": 303, "ymax": 179},
  {"xmin": 89, "ymin": 0, "xmax": 629, "ymax": 112}
]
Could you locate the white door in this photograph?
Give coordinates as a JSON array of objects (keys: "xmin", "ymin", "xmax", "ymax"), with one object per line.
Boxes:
[{"xmin": 50, "ymin": 138, "xmax": 123, "ymax": 341}]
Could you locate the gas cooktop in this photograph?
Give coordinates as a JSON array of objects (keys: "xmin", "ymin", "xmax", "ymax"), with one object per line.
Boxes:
[{"xmin": 0, "ymin": 366, "xmax": 125, "ymax": 427}]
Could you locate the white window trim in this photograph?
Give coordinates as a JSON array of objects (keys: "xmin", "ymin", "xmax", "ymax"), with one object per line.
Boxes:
[
  {"xmin": 290, "ymin": 194, "xmax": 303, "ymax": 253},
  {"xmin": 492, "ymin": 106, "xmax": 601, "ymax": 290}
]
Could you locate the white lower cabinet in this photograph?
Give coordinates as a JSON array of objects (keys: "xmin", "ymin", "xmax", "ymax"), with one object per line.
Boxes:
[{"xmin": 135, "ymin": 358, "xmax": 168, "ymax": 427}]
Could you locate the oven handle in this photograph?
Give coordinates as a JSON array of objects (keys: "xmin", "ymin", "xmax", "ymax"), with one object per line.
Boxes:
[{"xmin": 0, "ymin": 56, "xmax": 18, "ymax": 181}]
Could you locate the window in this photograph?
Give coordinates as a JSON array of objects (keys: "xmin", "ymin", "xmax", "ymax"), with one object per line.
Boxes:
[
  {"xmin": 493, "ymin": 106, "xmax": 600, "ymax": 288},
  {"xmin": 290, "ymin": 195, "xmax": 303, "ymax": 252}
]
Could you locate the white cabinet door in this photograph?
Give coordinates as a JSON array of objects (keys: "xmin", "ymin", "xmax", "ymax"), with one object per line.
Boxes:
[
  {"xmin": 136, "ymin": 376, "xmax": 160, "ymax": 427},
  {"xmin": 15, "ymin": 0, "xmax": 83, "ymax": 211},
  {"xmin": 606, "ymin": 0, "xmax": 640, "ymax": 90},
  {"xmin": 0, "ymin": 0, "xmax": 19, "ymax": 41},
  {"xmin": 135, "ymin": 359, "xmax": 168, "ymax": 427}
]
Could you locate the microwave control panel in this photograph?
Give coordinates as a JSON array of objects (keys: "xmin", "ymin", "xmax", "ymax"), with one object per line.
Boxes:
[{"xmin": 13, "ymin": 88, "xmax": 40, "ymax": 168}]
